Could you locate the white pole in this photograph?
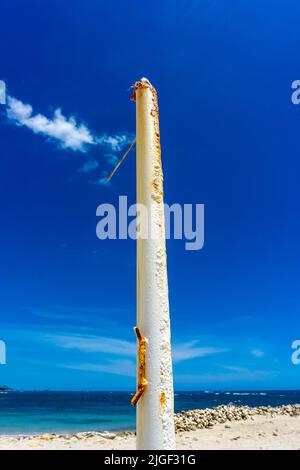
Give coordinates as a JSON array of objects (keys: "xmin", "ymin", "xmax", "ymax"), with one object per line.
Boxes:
[{"xmin": 131, "ymin": 78, "xmax": 176, "ymax": 450}]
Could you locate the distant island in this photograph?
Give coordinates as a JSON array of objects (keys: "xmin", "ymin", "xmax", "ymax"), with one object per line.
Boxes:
[{"xmin": 0, "ymin": 386, "xmax": 11, "ymax": 392}]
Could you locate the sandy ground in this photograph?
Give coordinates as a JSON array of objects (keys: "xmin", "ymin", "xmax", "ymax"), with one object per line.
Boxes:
[{"xmin": 0, "ymin": 415, "xmax": 299, "ymax": 450}]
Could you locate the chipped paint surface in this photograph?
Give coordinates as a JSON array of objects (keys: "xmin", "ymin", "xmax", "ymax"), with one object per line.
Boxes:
[{"xmin": 135, "ymin": 78, "xmax": 175, "ymax": 450}]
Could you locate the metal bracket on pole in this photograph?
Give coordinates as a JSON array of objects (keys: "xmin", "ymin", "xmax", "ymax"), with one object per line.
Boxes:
[{"xmin": 131, "ymin": 327, "xmax": 148, "ymax": 406}]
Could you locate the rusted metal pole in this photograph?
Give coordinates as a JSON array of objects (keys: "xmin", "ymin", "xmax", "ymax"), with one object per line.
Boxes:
[{"xmin": 131, "ymin": 78, "xmax": 176, "ymax": 450}]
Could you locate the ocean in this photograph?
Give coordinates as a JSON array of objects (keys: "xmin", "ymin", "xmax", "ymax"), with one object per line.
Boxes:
[{"xmin": 0, "ymin": 390, "xmax": 299, "ymax": 435}]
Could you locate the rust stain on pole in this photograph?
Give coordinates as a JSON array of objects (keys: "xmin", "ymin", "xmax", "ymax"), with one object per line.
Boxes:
[
  {"xmin": 160, "ymin": 391, "xmax": 166, "ymax": 412},
  {"xmin": 131, "ymin": 327, "xmax": 148, "ymax": 406},
  {"xmin": 131, "ymin": 80, "xmax": 164, "ymax": 204}
]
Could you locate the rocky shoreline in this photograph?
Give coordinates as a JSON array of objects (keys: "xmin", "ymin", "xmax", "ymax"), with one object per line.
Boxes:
[
  {"xmin": 174, "ymin": 403, "xmax": 300, "ymax": 432},
  {"xmin": 2, "ymin": 404, "xmax": 300, "ymax": 443}
]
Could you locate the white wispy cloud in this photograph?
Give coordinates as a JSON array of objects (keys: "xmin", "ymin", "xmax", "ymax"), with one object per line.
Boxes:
[
  {"xmin": 62, "ymin": 359, "xmax": 135, "ymax": 378},
  {"xmin": 176, "ymin": 366, "xmax": 278, "ymax": 385},
  {"xmin": 104, "ymin": 154, "xmax": 119, "ymax": 165},
  {"xmin": 46, "ymin": 332, "xmax": 226, "ymax": 364},
  {"xmin": 96, "ymin": 134, "xmax": 133, "ymax": 151},
  {"xmin": 46, "ymin": 333, "xmax": 136, "ymax": 357},
  {"xmin": 78, "ymin": 159, "xmax": 99, "ymax": 173},
  {"xmin": 6, "ymin": 94, "xmax": 134, "ymax": 157},
  {"xmin": 1, "ymin": 322, "xmax": 229, "ymax": 377},
  {"xmin": 251, "ymin": 348, "xmax": 264, "ymax": 358},
  {"xmin": 172, "ymin": 340, "xmax": 227, "ymax": 363},
  {"xmin": 29, "ymin": 304, "xmax": 129, "ymax": 322},
  {"xmin": 97, "ymin": 171, "xmax": 110, "ymax": 186},
  {"xmin": 7, "ymin": 96, "xmax": 95, "ymax": 152},
  {"xmin": 0, "ymin": 80, "xmax": 6, "ymax": 104},
  {"xmin": 58, "ymin": 339, "xmax": 227, "ymax": 378}
]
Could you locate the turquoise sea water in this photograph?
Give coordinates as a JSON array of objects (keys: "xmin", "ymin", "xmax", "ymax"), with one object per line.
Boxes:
[{"xmin": 0, "ymin": 391, "xmax": 299, "ymax": 435}]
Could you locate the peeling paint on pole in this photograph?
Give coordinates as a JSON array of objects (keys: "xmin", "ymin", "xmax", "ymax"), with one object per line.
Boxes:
[{"xmin": 132, "ymin": 78, "xmax": 176, "ymax": 450}]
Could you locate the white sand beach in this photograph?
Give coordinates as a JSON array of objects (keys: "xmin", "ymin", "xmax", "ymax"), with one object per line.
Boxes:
[{"xmin": 0, "ymin": 405, "xmax": 299, "ymax": 450}]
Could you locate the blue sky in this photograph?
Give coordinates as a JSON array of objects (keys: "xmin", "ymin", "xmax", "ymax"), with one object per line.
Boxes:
[{"xmin": 0, "ymin": 0, "xmax": 300, "ymax": 390}]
